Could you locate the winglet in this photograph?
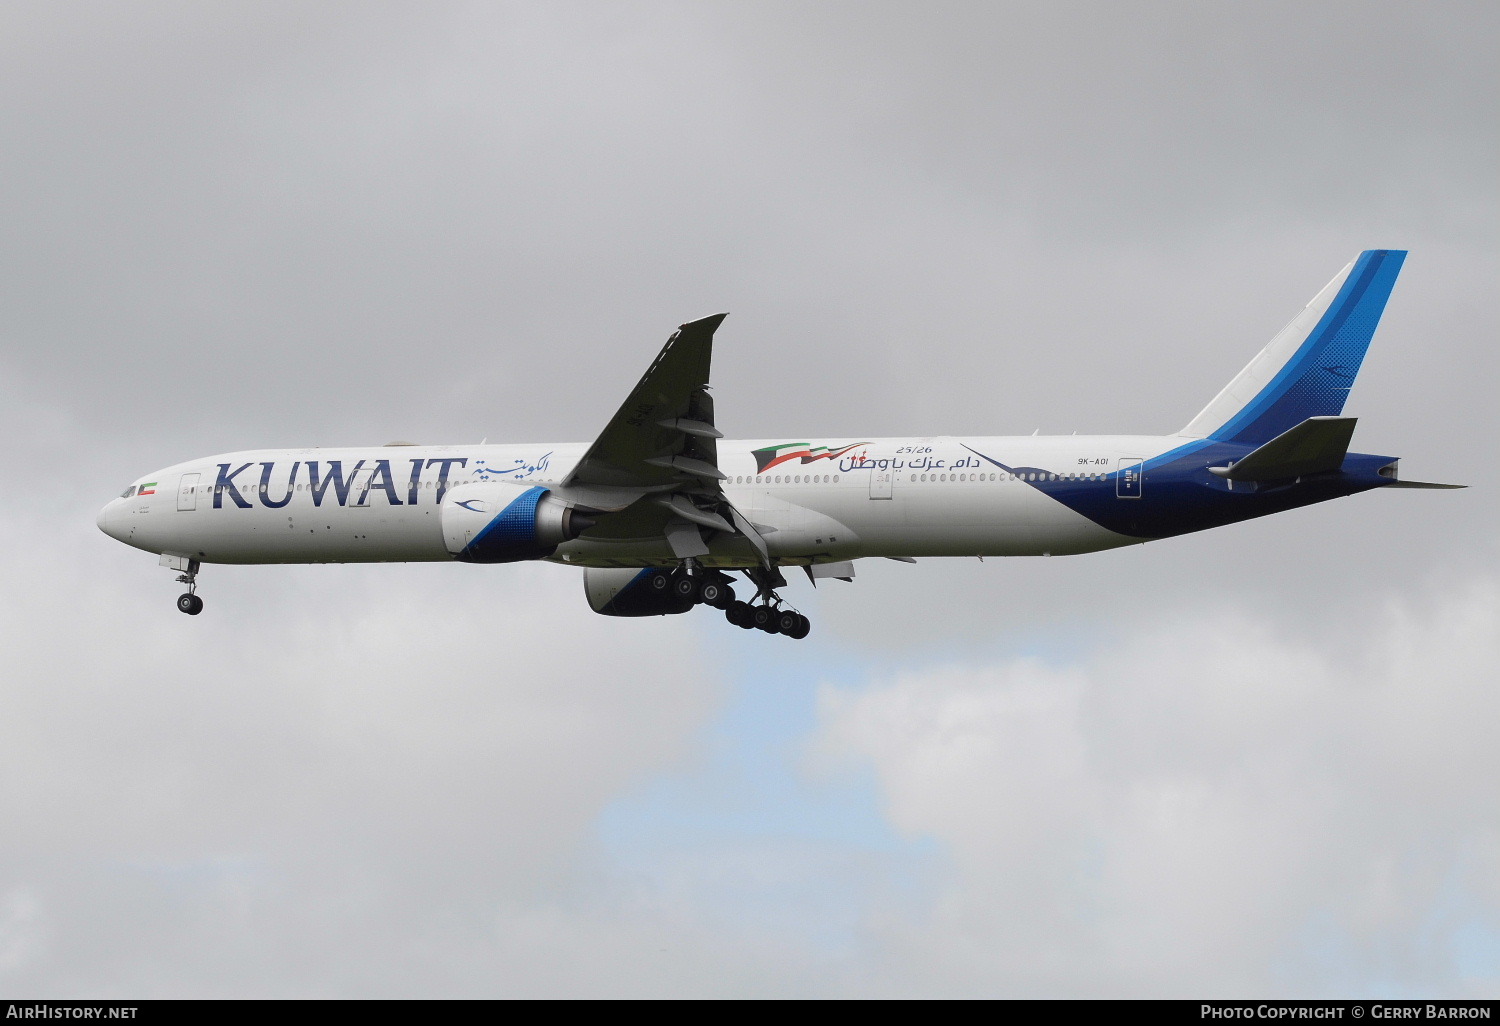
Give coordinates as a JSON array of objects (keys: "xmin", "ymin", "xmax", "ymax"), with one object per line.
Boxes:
[{"xmin": 681, "ymin": 312, "xmax": 728, "ymax": 333}]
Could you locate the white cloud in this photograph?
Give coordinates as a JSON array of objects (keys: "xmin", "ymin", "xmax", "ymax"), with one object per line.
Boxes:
[{"xmin": 813, "ymin": 571, "xmax": 1500, "ymax": 996}]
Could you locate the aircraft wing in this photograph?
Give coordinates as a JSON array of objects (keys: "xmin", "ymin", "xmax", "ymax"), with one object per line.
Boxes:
[
  {"xmin": 564, "ymin": 314, "xmax": 727, "ymax": 490},
  {"xmin": 559, "ymin": 314, "xmax": 769, "ymax": 563}
]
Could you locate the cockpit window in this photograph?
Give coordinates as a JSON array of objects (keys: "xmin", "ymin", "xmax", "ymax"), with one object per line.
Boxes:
[{"xmin": 120, "ymin": 485, "xmax": 136, "ymax": 498}]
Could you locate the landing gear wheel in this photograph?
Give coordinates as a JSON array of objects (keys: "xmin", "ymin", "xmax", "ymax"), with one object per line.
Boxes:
[
  {"xmin": 672, "ymin": 574, "xmax": 700, "ymax": 602},
  {"xmin": 176, "ymin": 593, "xmax": 203, "ymax": 615},
  {"xmin": 699, "ymin": 580, "xmax": 733, "ymax": 609},
  {"xmin": 646, "ymin": 569, "xmax": 673, "ymax": 594},
  {"xmin": 726, "ymin": 600, "xmax": 754, "ymax": 628},
  {"xmin": 775, "ymin": 609, "xmax": 801, "ymax": 635},
  {"xmin": 752, "ymin": 605, "xmax": 780, "ymax": 633},
  {"xmin": 785, "ymin": 613, "xmax": 811, "ymax": 640}
]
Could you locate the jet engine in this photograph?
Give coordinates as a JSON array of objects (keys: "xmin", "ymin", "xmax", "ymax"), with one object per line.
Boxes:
[
  {"xmin": 583, "ymin": 567, "xmax": 695, "ymax": 617},
  {"xmin": 441, "ymin": 482, "xmax": 596, "ymax": 563}
]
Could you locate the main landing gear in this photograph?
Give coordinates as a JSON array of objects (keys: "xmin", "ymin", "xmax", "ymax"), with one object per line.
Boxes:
[
  {"xmin": 724, "ymin": 599, "xmax": 810, "ymax": 639},
  {"xmin": 736, "ymin": 566, "xmax": 811, "ymax": 638},
  {"xmin": 647, "ymin": 563, "xmax": 811, "ymax": 639}
]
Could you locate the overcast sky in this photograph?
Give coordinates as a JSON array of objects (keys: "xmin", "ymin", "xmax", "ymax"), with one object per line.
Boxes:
[{"xmin": 1, "ymin": 1, "xmax": 1495, "ymax": 997}]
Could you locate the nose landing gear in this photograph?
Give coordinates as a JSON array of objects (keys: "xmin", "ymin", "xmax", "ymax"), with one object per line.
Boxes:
[{"xmin": 164, "ymin": 556, "xmax": 203, "ymax": 615}]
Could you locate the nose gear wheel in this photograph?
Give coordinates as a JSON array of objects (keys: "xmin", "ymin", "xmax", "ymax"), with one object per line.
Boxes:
[{"xmin": 173, "ymin": 560, "xmax": 203, "ymax": 615}]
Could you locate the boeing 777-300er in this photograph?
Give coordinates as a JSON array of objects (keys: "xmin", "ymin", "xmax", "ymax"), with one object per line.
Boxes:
[{"xmin": 99, "ymin": 249, "xmax": 1460, "ymax": 638}]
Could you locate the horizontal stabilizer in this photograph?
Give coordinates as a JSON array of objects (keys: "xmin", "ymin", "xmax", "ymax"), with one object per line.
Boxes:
[
  {"xmin": 1209, "ymin": 416, "xmax": 1356, "ymax": 482},
  {"xmin": 1383, "ymin": 480, "xmax": 1467, "ymax": 489}
]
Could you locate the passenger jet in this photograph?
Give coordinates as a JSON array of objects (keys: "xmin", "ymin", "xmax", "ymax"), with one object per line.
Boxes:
[{"xmin": 98, "ymin": 250, "xmax": 1459, "ymax": 638}]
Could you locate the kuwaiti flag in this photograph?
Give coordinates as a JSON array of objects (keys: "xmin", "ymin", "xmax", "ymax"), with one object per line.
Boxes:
[
  {"xmin": 751, "ymin": 442, "xmax": 865, "ymax": 473},
  {"xmin": 138, "ymin": 482, "xmax": 157, "ymax": 495}
]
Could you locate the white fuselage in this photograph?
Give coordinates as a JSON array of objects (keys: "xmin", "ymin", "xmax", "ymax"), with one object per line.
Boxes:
[
  {"xmin": 97, "ymin": 435, "xmax": 1171, "ymax": 568},
  {"xmin": 95, "ymin": 251, "xmax": 1432, "ymax": 625}
]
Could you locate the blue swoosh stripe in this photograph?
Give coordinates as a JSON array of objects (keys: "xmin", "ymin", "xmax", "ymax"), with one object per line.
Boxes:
[{"xmin": 1212, "ymin": 250, "xmax": 1405, "ymax": 445}]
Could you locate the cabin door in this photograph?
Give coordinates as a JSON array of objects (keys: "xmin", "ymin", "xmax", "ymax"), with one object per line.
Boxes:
[{"xmin": 176, "ymin": 473, "xmax": 200, "ymax": 511}]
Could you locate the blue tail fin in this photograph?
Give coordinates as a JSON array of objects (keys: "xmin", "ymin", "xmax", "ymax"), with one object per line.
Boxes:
[{"xmin": 1182, "ymin": 250, "xmax": 1406, "ymax": 445}]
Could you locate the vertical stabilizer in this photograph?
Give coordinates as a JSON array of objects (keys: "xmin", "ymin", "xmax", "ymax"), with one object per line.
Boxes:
[{"xmin": 1181, "ymin": 250, "xmax": 1406, "ymax": 445}]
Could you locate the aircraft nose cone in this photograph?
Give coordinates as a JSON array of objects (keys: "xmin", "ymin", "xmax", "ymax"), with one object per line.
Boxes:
[{"xmin": 97, "ymin": 501, "xmax": 126, "ymax": 542}]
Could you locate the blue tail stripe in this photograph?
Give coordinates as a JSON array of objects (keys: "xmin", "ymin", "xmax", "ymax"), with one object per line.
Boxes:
[{"xmin": 1212, "ymin": 249, "xmax": 1405, "ymax": 445}]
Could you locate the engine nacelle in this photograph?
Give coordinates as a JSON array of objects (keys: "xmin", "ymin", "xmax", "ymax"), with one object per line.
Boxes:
[
  {"xmin": 583, "ymin": 567, "xmax": 694, "ymax": 617},
  {"xmin": 442, "ymin": 482, "xmax": 593, "ymax": 563}
]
